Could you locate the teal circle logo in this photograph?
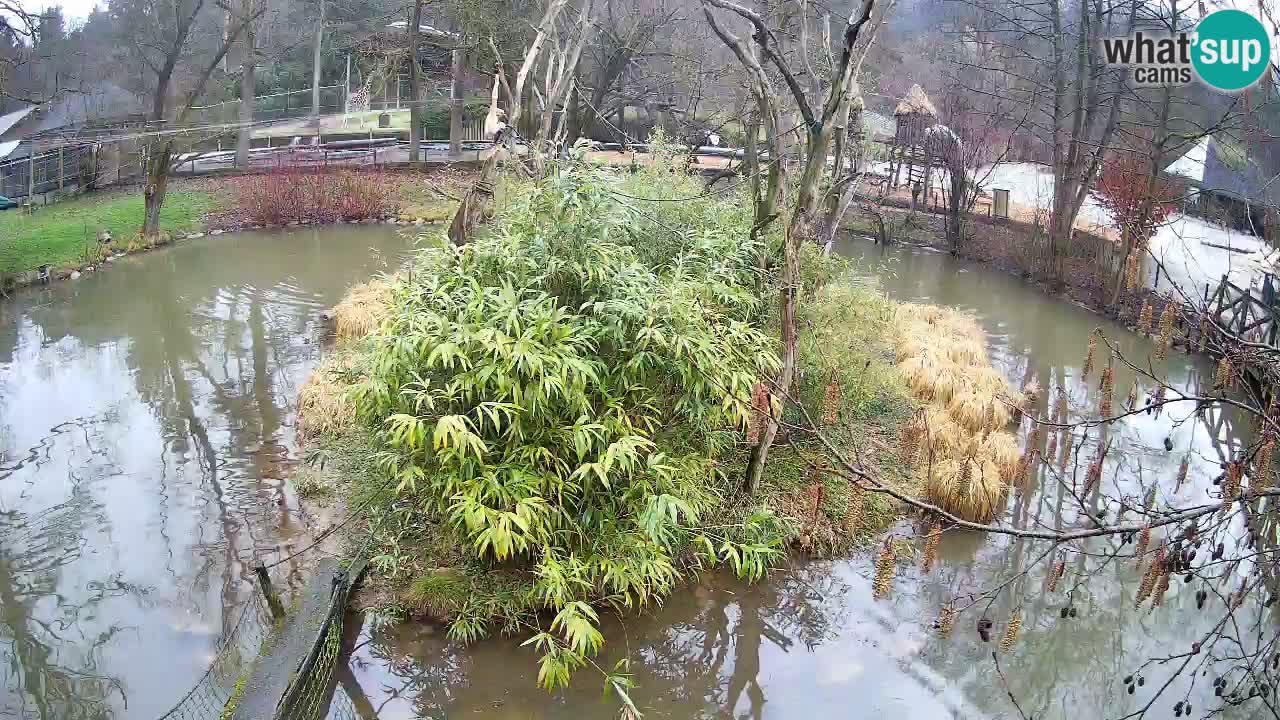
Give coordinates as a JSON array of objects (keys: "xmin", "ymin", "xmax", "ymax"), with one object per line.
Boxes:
[{"xmin": 1193, "ymin": 9, "xmax": 1271, "ymax": 91}]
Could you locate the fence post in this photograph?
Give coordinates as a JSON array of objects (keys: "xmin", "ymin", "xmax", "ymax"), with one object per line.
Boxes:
[
  {"xmin": 254, "ymin": 564, "xmax": 286, "ymax": 620},
  {"xmin": 58, "ymin": 147, "xmax": 64, "ymax": 191},
  {"xmin": 27, "ymin": 152, "xmax": 34, "ymax": 210}
]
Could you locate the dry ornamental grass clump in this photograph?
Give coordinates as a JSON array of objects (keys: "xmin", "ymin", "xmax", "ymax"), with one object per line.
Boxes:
[
  {"xmin": 894, "ymin": 303, "xmax": 1017, "ymax": 522},
  {"xmin": 332, "ymin": 278, "xmax": 393, "ymax": 341},
  {"xmin": 297, "ymin": 355, "xmax": 359, "ymax": 439}
]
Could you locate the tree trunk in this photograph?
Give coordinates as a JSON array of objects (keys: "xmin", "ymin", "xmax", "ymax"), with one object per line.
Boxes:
[
  {"xmin": 408, "ymin": 0, "xmax": 422, "ymax": 164},
  {"xmin": 236, "ymin": 1, "xmax": 256, "ymax": 169},
  {"xmin": 142, "ymin": 141, "xmax": 173, "ymax": 239},
  {"xmin": 311, "ymin": 0, "xmax": 325, "ymax": 118},
  {"xmin": 448, "ymin": 45, "xmax": 465, "ymax": 158}
]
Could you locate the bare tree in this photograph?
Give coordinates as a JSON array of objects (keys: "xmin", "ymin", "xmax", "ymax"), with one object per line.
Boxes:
[
  {"xmin": 112, "ymin": 0, "xmax": 264, "ymax": 237},
  {"xmin": 702, "ymin": 0, "xmax": 881, "ymax": 493}
]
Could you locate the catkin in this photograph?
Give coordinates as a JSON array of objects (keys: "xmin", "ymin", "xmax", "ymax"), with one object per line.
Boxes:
[
  {"xmin": 1221, "ymin": 461, "xmax": 1242, "ymax": 511},
  {"xmin": 1257, "ymin": 438, "xmax": 1275, "ymax": 477},
  {"xmin": 1045, "ymin": 434, "xmax": 1058, "ymax": 465},
  {"xmin": 1099, "ymin": 362, "xmax": 1115, "ymax": 418},
  {"xmin": 1135, "ymin": 562, "xmax": 1157, "ymax": 608},
  {"xmin": 922, "ymin": 524, "xmax": 941, "ymax": 574},
  {"xmin": 1013, "ymin": 455, "xmax": 1029, "ymax": 490},
  {"xmin": 1135, "ymin": 524, "xmax": 1151, "ymax": 560},
  {"xmin": 1083, "ymin": 333, "xmax": 1098, "ymax": 378},
  {"xmin": 821, "ymin": 379, "xmax": 842, "ymax": 426},
  {"xmin": 1125, "ymin": 253, "xmax": 1140, "ymax": 291},
  {"xmin": 1084, "ymin": 460, "xmax": 1102, "ymax": 495},
  {"xmin": 1055, "ymin": 389, "xmax": 1069, "ymax": 424},
  {"xmin": 1047, "ymin": 560, "xmax": 1066, "ymax": 593},
  {"xmin": 1059, "ymin": 432, "xmax": 1074, "ymax": 470},
  {"xmin": 999, "ymin": 610, "xmax": 1022, "ymax": 652},
  {"xmin": 1152, "ymin": 383, "xmax": 1167, "ymax": 407},
  {"xmin": 937, "ymin": 604, "xmax": 956, "ymax": 638},
  {"xmin": 872, "ymin": 539, "xmax": 897, "ymax": 600},
  {"xmin": 1137, "ymin": 302, "xmax": 1153, "ymax": 335},
  {"xmin": 1215, "ymin": 358, "xmax": 1233, "ymax": 390},
  {"xmin": 1151, "ymin": 564, "xmax": 1172, "ymax": 608},
  {"xmin": 1126, "ymin": 381, "xmax": 1139, "ymax": 410},
  {"xmin": 1175, "ymin": 457, "xmax": 1189, "ymax": 492},
  {"xmin": 1155, "ymin": 303, "xmax": 1176, "ymax": 361}
]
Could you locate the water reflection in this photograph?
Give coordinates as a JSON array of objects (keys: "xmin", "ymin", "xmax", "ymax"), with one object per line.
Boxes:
[
  {"xmin": 342, "ymin": 239, "xmax": 1262, "ymax": 720},
  {"xmin": 0, "ymin": 226, "xmax": 412, "ymax": 718}
]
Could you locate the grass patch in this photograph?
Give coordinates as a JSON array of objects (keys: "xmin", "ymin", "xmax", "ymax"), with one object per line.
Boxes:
[{"xmin": 0, "ymin": 190, "xmax": 217, "ymax": 275}]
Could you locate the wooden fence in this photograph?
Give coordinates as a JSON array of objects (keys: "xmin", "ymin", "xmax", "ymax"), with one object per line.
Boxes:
[{"xmin": 1205, "ymin": 273, "xmax": 1280, "ymax": 347}]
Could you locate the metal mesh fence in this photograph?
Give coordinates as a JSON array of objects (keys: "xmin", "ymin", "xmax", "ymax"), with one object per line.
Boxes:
[
  {"xmin": 154, "ymin": 591, "xmax": 276, "ymax": 720},
  {"xmin": 0, "ymin": 141, "xmax": 147, "ymax": 204},
  {"xmin": 274, "ymin": 558, "xmax": 365, "ymax": 720}
]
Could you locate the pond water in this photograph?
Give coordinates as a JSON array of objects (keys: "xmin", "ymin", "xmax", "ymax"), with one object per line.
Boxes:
[
  {"xmin": 0, "ymin": 227, "xmax": 1262, "ymax": 720},
  {"xmin": 0, "ymin": 226, "xmax": 414, "ymax": 719},
  {"xmin": 340, "ymin": 238, "xmax": 1261, "ymax": 720}
]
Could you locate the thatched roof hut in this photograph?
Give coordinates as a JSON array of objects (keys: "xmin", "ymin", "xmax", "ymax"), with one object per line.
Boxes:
[
  {"xmin": 894, "ymin": 84, "xmax": 938, "ymax": 117},
  {"xmin": 894, "ymin": 85, "xmax": 937, "ymax": 146}
]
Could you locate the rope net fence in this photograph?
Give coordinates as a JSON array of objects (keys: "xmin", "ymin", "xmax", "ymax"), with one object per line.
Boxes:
[{"xmin": 154, "ymin": 590, "xmax": 276, "ymax": 720}]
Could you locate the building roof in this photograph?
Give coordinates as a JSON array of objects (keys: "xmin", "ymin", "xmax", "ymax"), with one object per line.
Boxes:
[
  {"xmin": 0, "ymin": 140, "xmax": 20, "ymax": 160},
  {"xmin": 1164, "ymin": 134, "xmax": 1278, "ymax": 207},
  {"xmin": 0, "ymin": 105, "xmax": 36, "ymax": 139},
  {"xmin": 385, "ymin": 21, "xmax": 460, "ymax": 42},
  {"xmin": 894, "ymin": 85, "xmax": 937, "ymax": 117}
]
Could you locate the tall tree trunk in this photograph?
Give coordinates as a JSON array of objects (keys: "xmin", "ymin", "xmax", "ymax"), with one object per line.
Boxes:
[
  {"xmin": 143, "ymin": 141, "xmax": 173, "ymax": 238},
  {"xmin": 236, "ymin": 0, "xmax": 256, "ymax": 169},
  {"xmin": 311, "ymin": 0, "xmax": 325, "ymax": 118},
  {"xmin": 408, "ymin": 0, "xmax": 422, "ymax": 164},
  {"xmin": 448, "ymin": 45, "xmax": 464, "ymax": 158}
]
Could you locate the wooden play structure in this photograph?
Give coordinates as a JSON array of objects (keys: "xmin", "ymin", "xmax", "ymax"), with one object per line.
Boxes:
[{"xmin": 888, "ymin": 84, "xmax": 938, "ymax": 196}]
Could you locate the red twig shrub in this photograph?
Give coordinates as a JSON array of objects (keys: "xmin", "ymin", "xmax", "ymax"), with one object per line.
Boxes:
[
  {"xmin": 1095, "ymin": 153, "xmax": 1181, "ymax": 248},
  {"xmin": 234, "ymin": 167, "xmax": 398, "ymax": 226}
]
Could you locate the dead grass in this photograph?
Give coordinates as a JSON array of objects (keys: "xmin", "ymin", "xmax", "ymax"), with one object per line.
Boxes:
[
  {"xmin": 297, "ymin": 351, "xmax": 361, "ymax": 440},
  {"xmin": 894, "ymin": 302, "xmax": 1018, "ymax": 522},
  {"xmin": 332, "ymin": 278, "xmax": 392, "ymax": 341}
]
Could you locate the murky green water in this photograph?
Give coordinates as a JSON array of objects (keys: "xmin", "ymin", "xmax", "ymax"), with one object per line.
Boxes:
[
  {"xmin": 340, "ymin": 240, "xmax": 1262, "ymax": 720},
  {"xmin": 0, "ymin": 226, "xmax": 413, "ymax": 719},
  {"xmin": 0, "ymin": 229, "xmax": 1262, "ymax": 719}
]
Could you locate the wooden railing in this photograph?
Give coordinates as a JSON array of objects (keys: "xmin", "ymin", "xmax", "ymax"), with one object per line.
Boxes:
[{"xmin": 1206, "ymin": 272, "xmax": 1279, "ymax": 347}]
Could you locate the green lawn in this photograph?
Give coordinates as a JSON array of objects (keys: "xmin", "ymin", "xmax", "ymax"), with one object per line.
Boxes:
[{"xmin": 0, "ymin": 190, "xmax": 217, "ymax": 276}]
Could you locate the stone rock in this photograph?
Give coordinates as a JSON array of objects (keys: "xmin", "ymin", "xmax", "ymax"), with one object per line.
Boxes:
[
  {"xmin": 414, "ymin": 219, "xmax": 425, "ymax": 226},
  {"xmin": 85, "ymin": 266, "xmax": 94, "ymax": 272},
  {"xmin": 190, "ymin": 232, "xmax": 205, "ymax": 239},
  {"xmin": 287, "ymin": 221, "xmax": 300, "ymax": 227},
  {"xmin": 104, "ymin": 256, "xmax": 114, "ymax": 263},
  {"xmin": 211, "ymin": 229, "xmax": 224, "ymax": 236},
  {"xmin": 70, "ymin": 271, "xmax": 81, "ymax": 280}
]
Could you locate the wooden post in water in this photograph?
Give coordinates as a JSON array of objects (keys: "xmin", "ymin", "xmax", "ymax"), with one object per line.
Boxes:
[{"xmin": 254, "ymin": 564, "xmax": 286, "ymax": 620}]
